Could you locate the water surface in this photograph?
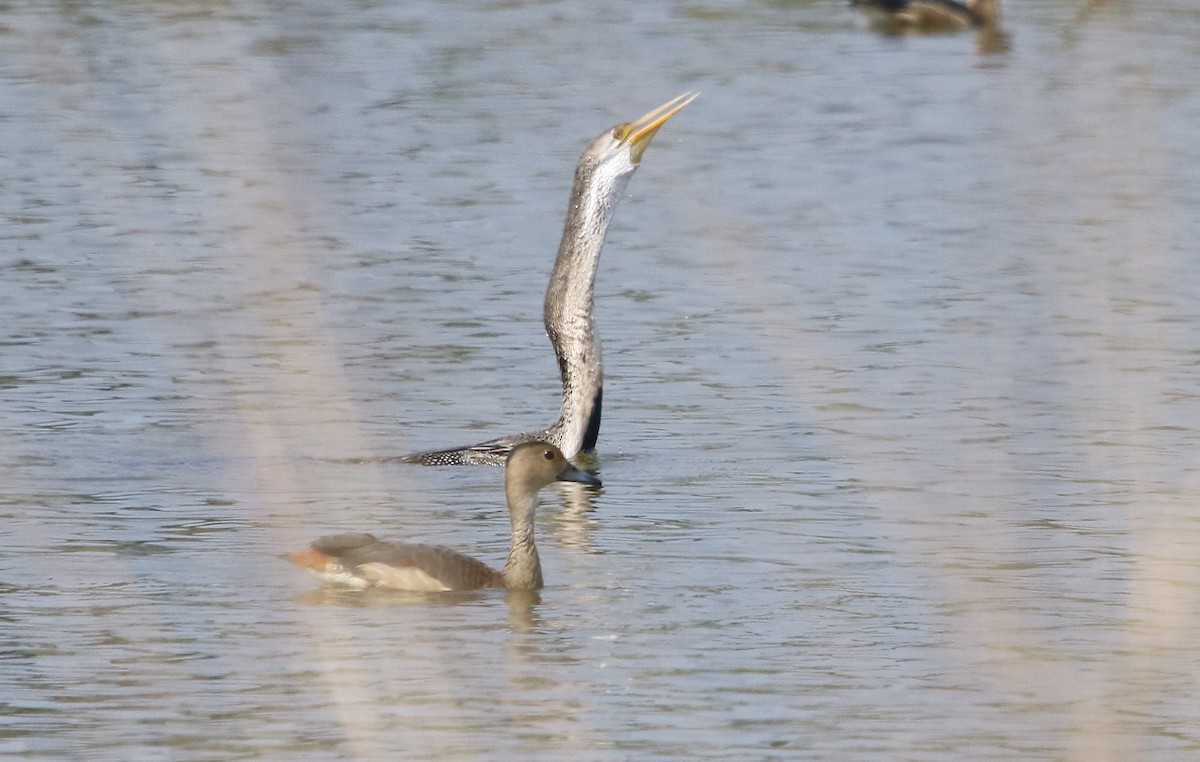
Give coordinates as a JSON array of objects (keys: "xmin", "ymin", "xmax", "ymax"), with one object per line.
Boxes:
[{"xmin": 2, "ymin": 1, "xmax": 1199, "ymax": 759}]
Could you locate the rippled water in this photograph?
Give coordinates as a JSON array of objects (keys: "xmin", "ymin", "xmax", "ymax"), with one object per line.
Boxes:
[{"xmin": 3, "ymin": 1, "xmax": 1199, "ymax": 759}]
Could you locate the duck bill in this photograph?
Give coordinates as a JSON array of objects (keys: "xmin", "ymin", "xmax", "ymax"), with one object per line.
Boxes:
[
  {"xmin": 556, "ymin": 462, "xmax": 601, "ymax": 487},
  {"xmin": 626, "ymin": 91, "xmax": 698, "ymax": 164}
]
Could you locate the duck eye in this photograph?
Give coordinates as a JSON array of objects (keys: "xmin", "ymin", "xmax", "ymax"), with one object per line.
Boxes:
[
  {"xmin": 611, "ymin": 124, "xmax": 630, "ymax": 142},
  {"xmin": 543, "ymin": 449, "xmax": 555, "ymax": 461}
]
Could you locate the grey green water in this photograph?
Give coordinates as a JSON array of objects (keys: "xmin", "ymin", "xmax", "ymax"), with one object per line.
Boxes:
[{"xmin": 2, "ymin": 1, "xmax": 1199, "ymax": 759}]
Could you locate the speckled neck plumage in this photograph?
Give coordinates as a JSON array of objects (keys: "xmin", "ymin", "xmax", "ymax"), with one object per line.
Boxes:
[
  {"xmin": 399, "ymin": 93, "xmax": 695, "ymax": 467},
  {"xmin": 400, "ymin": 141, "xmax": 629, "ymax": 467},
  {"xmin": 542, "ymin": 155, "xmax": 632, "ymax": 457}
]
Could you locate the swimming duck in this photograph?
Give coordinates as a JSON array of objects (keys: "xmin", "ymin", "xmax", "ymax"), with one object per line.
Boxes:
[
  {"xmin": 852, "ymin": 0, "xmax": 999, "ymax": 31},
  {"xmin": 289, "ymin": 442, "xmax": 599, "ymax": 591},
  {"xmin": 402, "ymin": 92, "xmax": 697, "ymax": 466}
]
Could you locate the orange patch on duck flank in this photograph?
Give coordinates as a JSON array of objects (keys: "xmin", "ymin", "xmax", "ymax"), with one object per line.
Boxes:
[{"xmin": 288, "ymin": 547, "xmax": 336, "ymax": 571}]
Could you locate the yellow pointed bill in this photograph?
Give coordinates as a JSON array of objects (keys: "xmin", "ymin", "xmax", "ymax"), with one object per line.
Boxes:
[{"xmin": 624, "ymin": 91, "xmax": 698, "ymax": 163}]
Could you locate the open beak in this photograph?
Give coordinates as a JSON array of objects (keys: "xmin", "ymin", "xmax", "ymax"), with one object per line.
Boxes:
[{"xmin": 624, "ymin": 91, "xmax": 698, "ymax": 164}]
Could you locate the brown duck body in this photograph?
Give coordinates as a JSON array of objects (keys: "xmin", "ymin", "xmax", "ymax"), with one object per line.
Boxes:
[
  {"xmin": 853, "ymin": 0, "xmax": 998, "ymax": 31},
  {"xmin": 289, "ymin": 442, "xmax": 599, "ymax": 592},
  {"xmin": 290, "ymin": 534, "xmax": 505, "ymax": 591}
]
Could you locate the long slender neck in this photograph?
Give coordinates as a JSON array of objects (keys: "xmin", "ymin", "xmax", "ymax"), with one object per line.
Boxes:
[
  {"xmin": 970, "ymin": 0, "xmax": 997, "ymax": 24},
  {"xmin": 501, "ymin": 491, "xmax": 543, "ymax": 590},
  {"xmin": 542, "ymin": 161, "xmax": 631, "ymax": 457}
]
